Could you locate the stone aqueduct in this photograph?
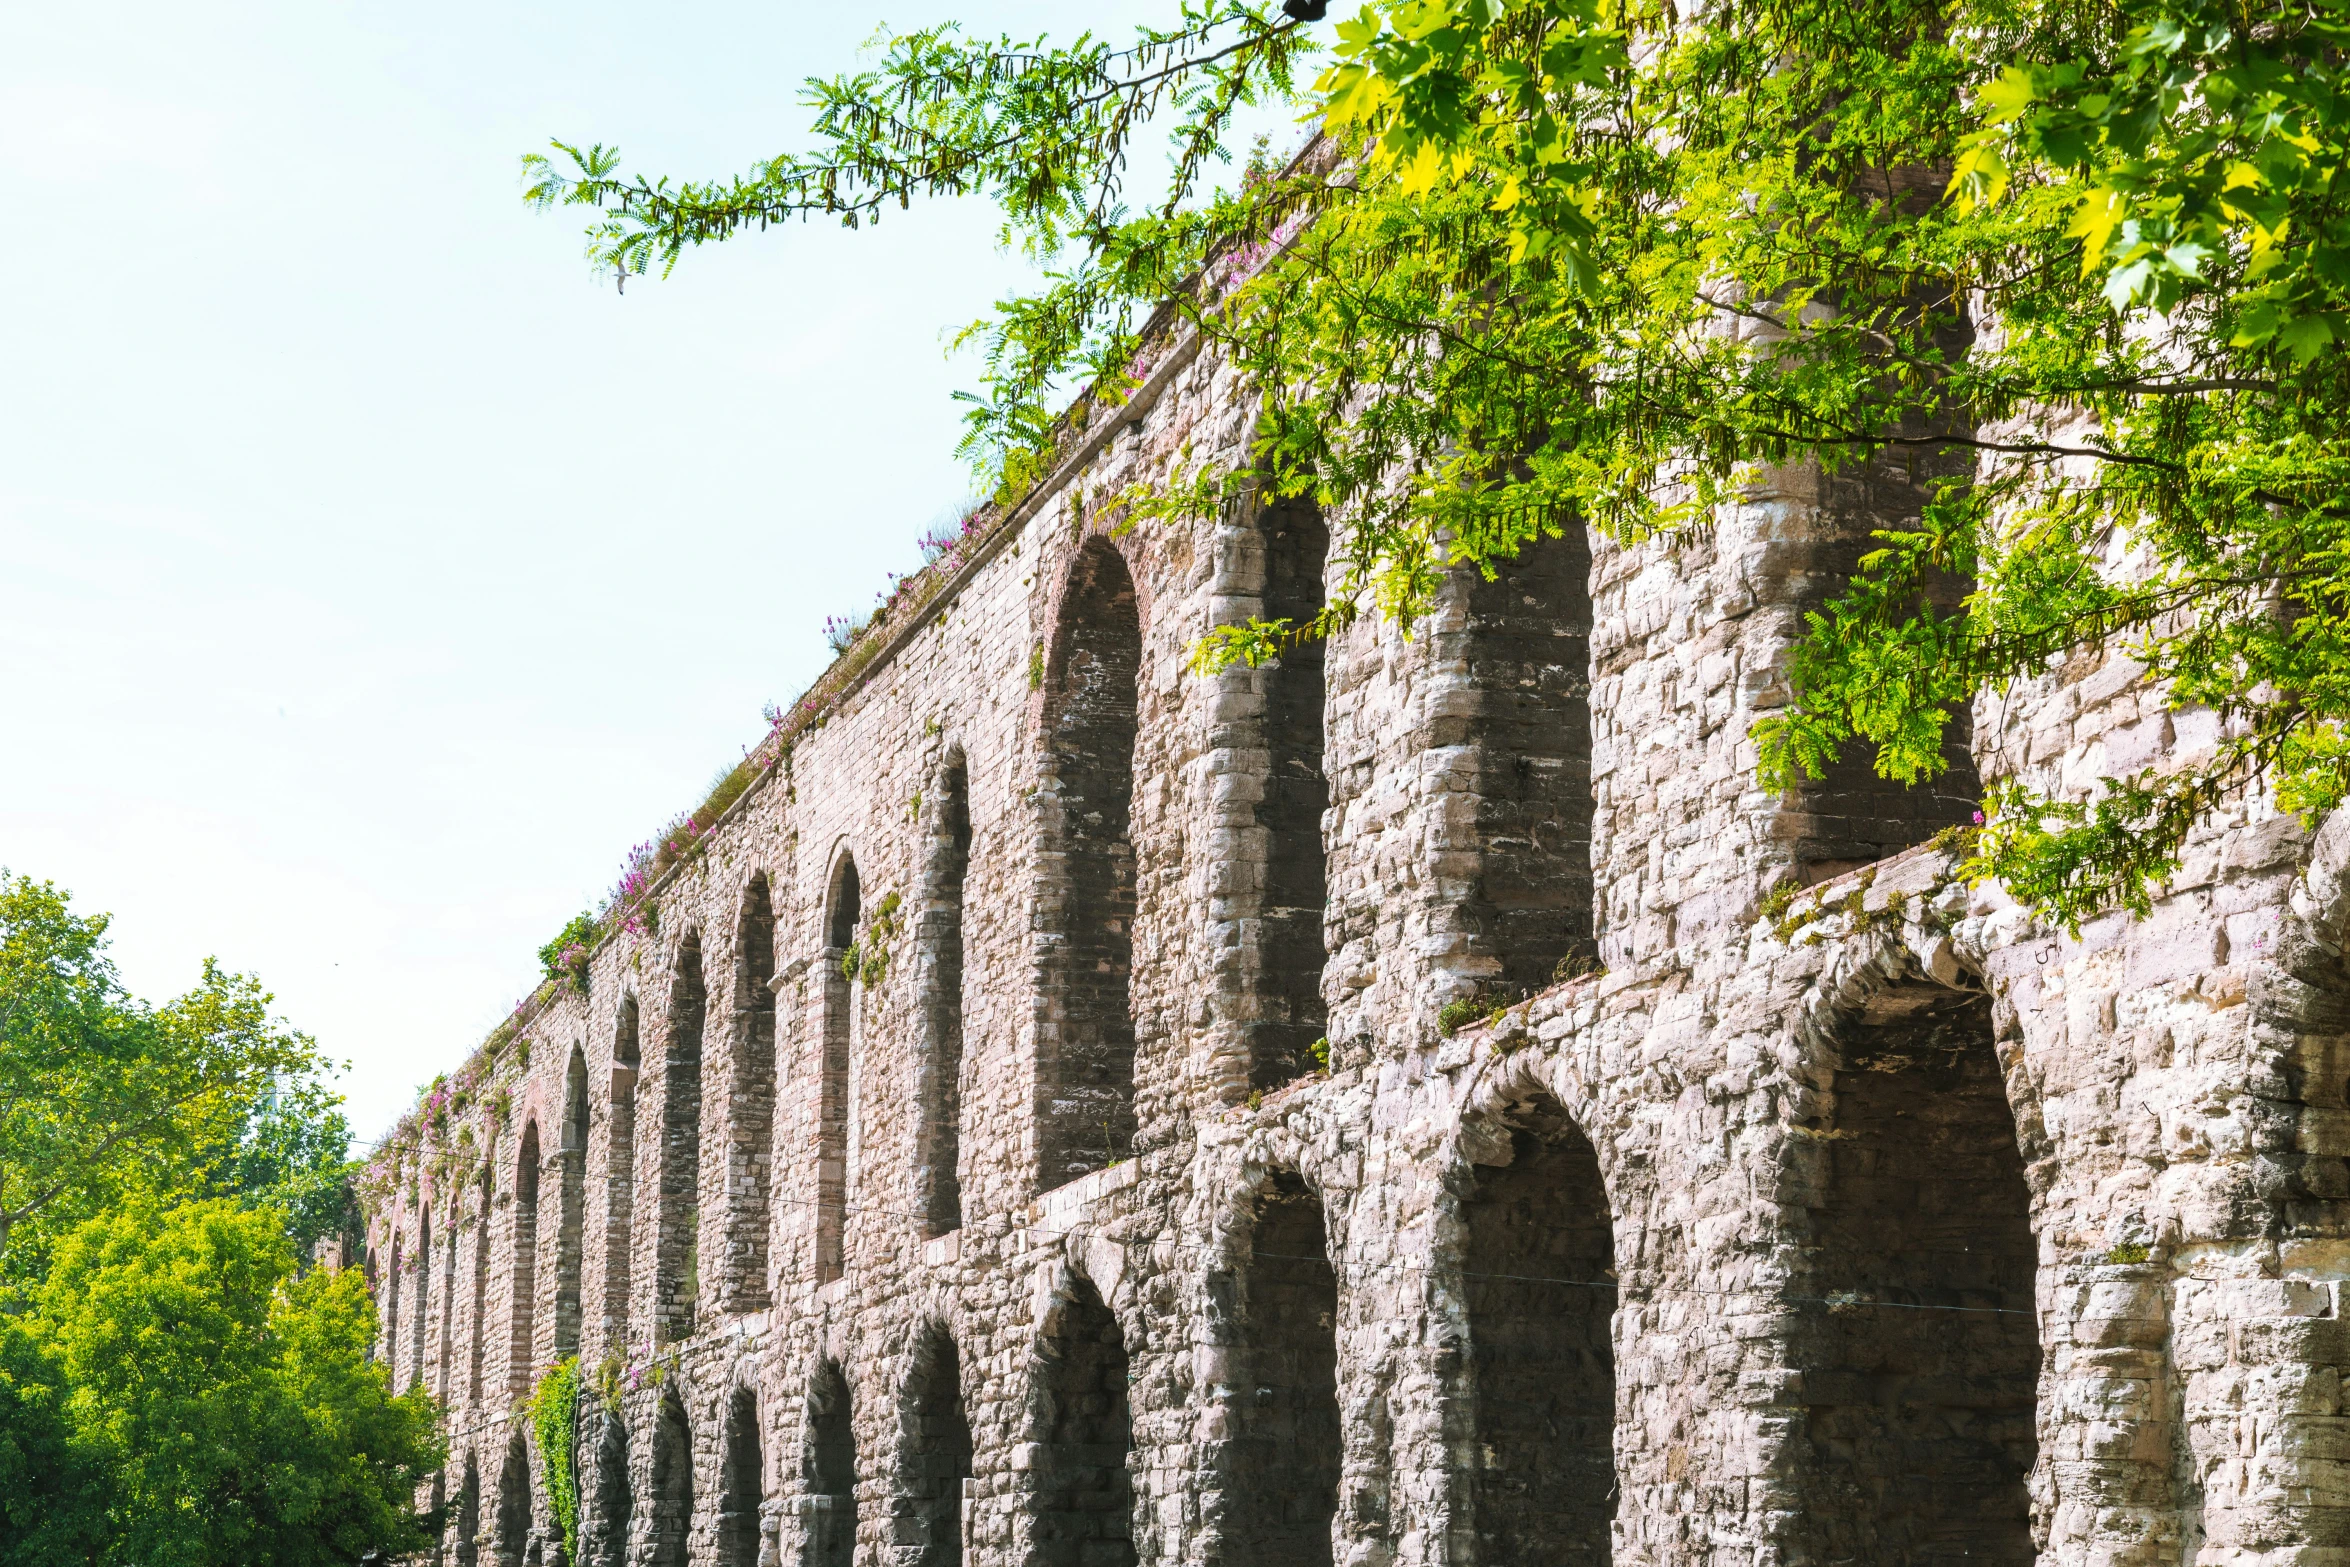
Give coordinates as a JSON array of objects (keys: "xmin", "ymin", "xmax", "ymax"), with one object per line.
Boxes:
[{"xmin": 361, "ymin": 318, "xmax": 2350, "ymax": 1566}]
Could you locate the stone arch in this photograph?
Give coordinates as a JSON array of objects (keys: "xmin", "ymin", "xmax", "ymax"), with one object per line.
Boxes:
[
  {"xmin": 1456, "ymin": 1083, "xmax": 1617, "ymax": 1567},
  {"xmin": 655, "ymin": 932, "xmax": 707, "ymax": 1343},
  {"xmin": 817, "ymin": 852, "xmax": 861, "ymax": 1285},
  {"xmin": 469, "ymin": 1154, "xmax": 494, "ymax": 1404},
  {"xmin": 1452, "ymin": 526, "xmax": 1599, "ymax": 990},
  {"xmin": 895, "ymin": 1321, "xmax": 974, "ymax": 1567},
  {"xmin": 917, "ymin": 753, "xmax": 973, "ymax": 1237},
  {"xmin": 1034, "ymin": 537, "xmax": 1144, "ymax": 1191},
  {"xmin": 383, "ymin": 1227, "xmax": 404, "ymax": 1370},
  {"xmin": 581, "ymin": 1402, "xmax": 632, "ymax": 1567},
  {"xmin": 649, "ymin": 1389, "xmax": 694, "ymax": 1567},
  {"xmin": 720, "ymin": 1384, "xmax": 767, "ymax": 1567},
  {"xmin": 455, "ymin": 1448, "xmax": 482, "ymax": 1567},
  {"xmin": 1783, "ymin": 970, "xmax": 2038, "ymax": 1566},
  {"xmin": 496, "ymin": 1428, "xmax": 532, "ymax": 1566},
  {"xmin": 437, "ymin": 1195, "xmax": 461, "ymax": 1399},
  {"xmin": 555, "ymin": 1046, "xmax": 588, "ymax": 1360},
  {"xmin": 798, "ymin": 1357, "xmax": 858, "ymax": 1567},
  {"xmin": 826, "ymin": 850, "xmax": 863, "ymax": 950},
  {"xmin": 726, "ymin": 873, "xmax": 778, "ymax": 1311},
  {"xmin": 508, "ymin": 1120, "xmax": 541, "ymax": 1398},
  {"xmin": 412, "ymin": 1207, "xmax": 433, "ymax": 1392},
  {"xmin": 1029, "ymin": 1268, "xmax": 1136, "ymax": 1567},
  {"xmin": 1209, "ymin": 1166, "xmax": 1341, "ymax": 1567},
  {"xmin": 605, "ymin": 994, "xmax": 641, "ymax": 1349},
  {"xmin": 1248, "ymin": 493, "xmax": 1331, "ymax": 1092}
]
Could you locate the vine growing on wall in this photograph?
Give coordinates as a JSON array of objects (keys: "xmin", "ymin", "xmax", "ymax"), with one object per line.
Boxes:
[
  {"xmin": 528, "ymin": 1357, "xmax": 582, "ymax": 1565},
  {"xmin": 840, "ymin": 891, "xmax": 904, "ymax": 986}
]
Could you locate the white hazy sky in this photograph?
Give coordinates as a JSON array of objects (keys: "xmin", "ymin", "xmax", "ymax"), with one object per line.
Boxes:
[{"xmin": 1, "ymin": 1, "xmax": 1306, "ymax": 1148}]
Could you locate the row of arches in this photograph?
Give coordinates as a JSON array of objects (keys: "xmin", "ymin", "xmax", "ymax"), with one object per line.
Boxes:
[
  {"xmin": 414, "ymin": 977, "xmax": 2035, "ymax": 1566},
  {"xmin": 377, "ymin": 490, "xmax": 2002, "ymax": 1538},
  {"xmin": 375, "ymin": 499, "xmax": 1588, "ymax": 1393}
]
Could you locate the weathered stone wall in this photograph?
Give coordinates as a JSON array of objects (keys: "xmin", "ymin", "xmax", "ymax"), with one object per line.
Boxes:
[{"xmin": 361, "ymin": 320, "xmax": 2340, "ymax": 1566}]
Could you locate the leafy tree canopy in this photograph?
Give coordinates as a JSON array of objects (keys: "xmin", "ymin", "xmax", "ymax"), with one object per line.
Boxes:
[
  {"xmin": 528, "ymin": 0, "xmax": 2350, "ymax": 930},
  {"xmin": 0, "ymin": 872, "xmax": 349, "ymax": 1274},
  {"xmin": 11, "ymin": 1199, "xmax": 443, "ymax": 1567}
]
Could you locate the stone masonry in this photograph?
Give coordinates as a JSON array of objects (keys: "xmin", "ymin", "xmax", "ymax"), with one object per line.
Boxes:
[{"xmin": 360, "ymin": 311, "xmax": 2350, "ymax": 1567}]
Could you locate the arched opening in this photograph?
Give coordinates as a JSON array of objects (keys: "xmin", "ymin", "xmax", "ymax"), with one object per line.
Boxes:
[
  {"xmin": 497, "ymin": 1429, "xmax": 532, "ymax": 1564},
  {"xmin": 1455, "ymin": 528, "xmax": 1598, "ymax": 990},
  {"xmin": 455, "ymin": 1451, "xmax": 482, "ymax": 1567},
  {"xmin": 1215, "ymin": 1171, "xmax": 1340, "ymax": 1564},
  {"xmin": 650, "ymin": 1391, "xmax": 694, "ymax": 1567},
  {"xmin": 897, "ymin": 1326, "xmax": 974, "ymax": 1567},
  {"xmin": 818, "ymin": 858, "xmax": 860, "ymax": 1285},
  {"xmin": 728, "ymin": 876, "xmax": 778, "ymax": 1311},
  {"xmin": 1252, "ymin": 496, "xmax": 1330, "ymax": 1091},
  {"xmin": 412, "ymin": 1209, "xmax": 432, "ymax": 1392},
  {"xmin": 828, "ymin": 857, "xmax": 862, "ymax": 949},
  {"xmin": 721, "ymin": 1387, "xmax": 767, "ymax": 1567},
  {"xmin": 469, "ymin": 1159, "xmax": 493, "ymax": 1404},
  {"xmin": 802, "ymin": 1359, "xmax": 858, "ymax": 1567},
  {"xmin": 919, "ymin": 760, "xmax": 972, "ymax": 1237},
  {"xmin": 1032, "ymin": 1273, "xmax": 1135, "ymax": 1567},
  {"xmin": 439, "ymin": 1204, "xmax": 461, "ymax": 1399},
  {"xmin": 584, "ymin": 1405, "xmax": 632, "ymax": 1567},
  {"xmin": 655, "ymin": 935, "xmax": 706, "ymax": 1343},
  {"xmin": 509, "ymin": 1122, "xmax": 541, "ymax": 1397},
  {"xmin": 605, "ymin": 996, "xmax": 640, "ymax": 1350},
  {"xmin": 1035, "ymin": 539, "xmax": 1143, "ymax": 1191},
  {"xmin": 384, "ymin": 1229, "xmax": 404, "ymax": 1372},
  {"xmin": 1462, "ymin": 1092, "xmax": 1616, "ymax": 1566},
  {"xmin": 1793, "ymin": 986, "xmax": 2036, "ymax": 1564},
  {"xmin": 554, "ymin": 1048, "xmax": 588, "ymax": 1360}
]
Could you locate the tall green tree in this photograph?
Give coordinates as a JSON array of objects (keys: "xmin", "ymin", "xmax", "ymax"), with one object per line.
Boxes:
[
  {"xmin": 0, "ymin": 1309, "xmax": 105, "ymax": 1566},
  {"xmin": 529, "ymin": 0, "xmax": 2350, "ymax": 929},
  {"xmin": 39, "ymin": 1199, "xmax": 442, "ymax": 1567},
  {"xmin": 0, "ymin": 873, "xmax": 338, "ymax": 1273}
]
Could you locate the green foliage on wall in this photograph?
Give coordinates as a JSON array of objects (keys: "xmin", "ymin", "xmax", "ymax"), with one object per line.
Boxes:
[{"xmin": 529, "ymin": 1357, "xmax": 582, "ymax": 1565}]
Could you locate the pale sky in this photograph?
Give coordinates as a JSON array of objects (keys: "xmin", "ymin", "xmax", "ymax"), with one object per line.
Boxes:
[{"xmin": 1, "ymin": 1, "xmax": 1306, "ymax": 1147}]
